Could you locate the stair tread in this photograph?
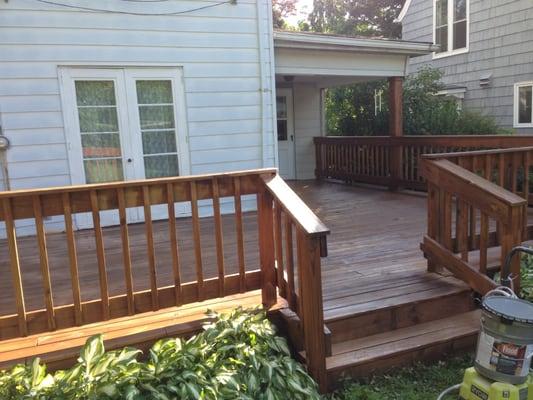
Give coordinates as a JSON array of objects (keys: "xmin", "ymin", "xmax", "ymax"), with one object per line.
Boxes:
[
  {"xmin": 326, "ymin": 310, "xmax": 480, "ymax": 372},
  {"xmin": 324, "ymin": 272, "xmax": 470, "ymax": 323}
]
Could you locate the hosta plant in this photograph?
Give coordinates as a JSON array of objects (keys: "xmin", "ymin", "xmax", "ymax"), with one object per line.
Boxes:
[{"xmin": 0, "ymin": 308, "xmax": 320, "ymax": 399}]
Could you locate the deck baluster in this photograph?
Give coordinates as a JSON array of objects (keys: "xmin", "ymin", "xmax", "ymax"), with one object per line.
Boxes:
[
  {"xmin": 233, "ymin": 177, "xmax": 246, "ymax": 293},
  {"xmin": 166, "ymin": 182, "xmax": 182, "ymax": 305},
  {"xmin": 117, "ymin": 187, "xmax": 135, "ymax": 314},
  {"xmin": 212, "ymin": 178, "xmax": 226, "ymax": 297},
  {"xmin": 190, "ymin": 181, "xmax": 204, "ymax": 300},
  {"xmin": 2, "ymin": 198, "xmax": 27, "ymax": 336},
  {"xmin": 142, "ymin": 186, "xmax": 158, "ymax": 311},
  {"xmin": 32, "ymin": 195, "xmax": 56, "ymax": 330},
  {"xmin": 90, "ymin": 190, "xmax": 110, "ymax": 320},
  {"xmin": 62, "ymin": 192, "xmax": 82, "ymax": 325}
]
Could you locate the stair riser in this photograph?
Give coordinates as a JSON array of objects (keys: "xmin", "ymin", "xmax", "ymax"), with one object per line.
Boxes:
[
  {"xmin": 327, "ymin": 291, "xmax": 475, "ymax": 343},
  {"xmin": 327, "ymin": 333, "xmax": 477, "ymax": 391}
]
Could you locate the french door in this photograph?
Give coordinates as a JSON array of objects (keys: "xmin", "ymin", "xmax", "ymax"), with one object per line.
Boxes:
[{"xmin": 60, "ymin": 67, "xmax": 190, "ymax": 227}]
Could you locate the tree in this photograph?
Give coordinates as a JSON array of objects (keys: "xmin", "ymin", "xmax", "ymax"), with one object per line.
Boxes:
[
  {"xmin": 272, "ymin": 0, "xmax": 298, "ymax": 29},
  {"xmin": 324, "ymin": 66, "xmax": 508, "ymax": 136},
  {"xmin": 309, "ymin": 0, "xmax": 404, "ymax": 38}
]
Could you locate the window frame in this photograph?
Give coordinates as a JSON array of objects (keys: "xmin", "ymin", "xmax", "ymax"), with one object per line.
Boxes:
[
  {"xmin": 514, "ymin": 81, "xmax": 533, "ymax": 128},
  {"xmin": 432, "ymin": 0, "xmax": 469, "ymax": 59}
]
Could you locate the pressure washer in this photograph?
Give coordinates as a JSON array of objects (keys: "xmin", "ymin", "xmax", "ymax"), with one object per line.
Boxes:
[{"xmin": 437, "ymin": 246, "xmax": 533, "ymax": 400}]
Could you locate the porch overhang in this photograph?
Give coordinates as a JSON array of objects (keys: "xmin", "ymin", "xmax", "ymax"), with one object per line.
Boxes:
[{"xmin": 274, "ymin": 31, "xmax": 437, "ymax": 88}]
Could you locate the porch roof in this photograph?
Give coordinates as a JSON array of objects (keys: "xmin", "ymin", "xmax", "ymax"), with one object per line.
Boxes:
[
  {"xmin": 273, "ymin": 31, "xmax": 437, "ymax": 56},
  {"xmin": 273, "ymin": 31, "xmax": 437, "ymax": 87}
]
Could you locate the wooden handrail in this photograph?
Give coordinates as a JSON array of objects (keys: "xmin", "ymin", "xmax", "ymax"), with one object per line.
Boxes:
[
  {"xmin": 420, "ymin": 159, "xmax": 526, "ymax": 220},
  {"xmin": 262, "ymin": 174, "xmax": 330, "ymax": 238},
  {"xmin": 423, "ymin": 146, "xmax": 533, "ymax": 160},
  {"xmin": 0, "ymin": 168, "xmax": 330, "ymax": 392},
  {"xmin": 260, "ymin": 173, "xmax": 329, "ymax": 392},
  {"xmin": 421, "ymin": 156, "xmax": 526, "ymax": 295}
]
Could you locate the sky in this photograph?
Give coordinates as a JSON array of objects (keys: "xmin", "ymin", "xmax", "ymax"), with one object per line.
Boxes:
[{"xmin": 286, "ymin": 0, "xmax": 314, "ymax": 25}]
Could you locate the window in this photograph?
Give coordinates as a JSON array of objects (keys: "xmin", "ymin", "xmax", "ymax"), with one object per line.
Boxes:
[
  {"xmin": 514, "ymin": 82, "xmax": 533, "ymax": 128},
  {"xmin": 434, "ymin": 0, "xmax": 468, "ymax": 57}
]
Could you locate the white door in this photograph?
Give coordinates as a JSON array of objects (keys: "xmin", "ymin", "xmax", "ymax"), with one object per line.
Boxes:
[
  {"xmin": 60, "ymin": 67, "xmax": 190, "ymax": 227},
  {"xmin": 276, "ymin": 89, "xmax": 295, "ymax": 179}
]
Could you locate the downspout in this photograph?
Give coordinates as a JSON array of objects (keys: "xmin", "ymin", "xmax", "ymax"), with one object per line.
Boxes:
[
  {"xmin": 255, "ymin": 0, "xmax": 274, "ymax": 168},
  {"xmin": 265, "ymin": 0, "xmax": 279, "ymax": 169}
]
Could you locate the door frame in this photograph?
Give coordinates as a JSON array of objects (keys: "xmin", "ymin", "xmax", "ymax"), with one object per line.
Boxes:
[
  {"xmin": 276, "ymin": 87, "xmax": 296, "ymax": 179},
  {"xmin": 59, "ymin": 66, "xmax": 191, "ymax": 187},
  {"xmin": 58, "ymin": 66, "xmax": 191, "ymax": 226}
]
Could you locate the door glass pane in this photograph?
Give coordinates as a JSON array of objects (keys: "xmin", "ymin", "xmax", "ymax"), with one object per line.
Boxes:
[
  {"xmin": 277, "ymin": 96, "xmax": 287, "ymax": 119},
  {"xmin": 136, "ymin": 80, "xmax": 173, "ymax": 104},
  {"xmin": 138, "ymin": 105, "xmax": 175, "ymax": 130},
  {"xmin": 136, "ymin": 80, "xmax": 179, "ymax": 178},
  {"xmin": 519, "ymin": 86, "xmax": 533, "ymax": 124},
  {"xmin": 277, "ymin": 96, "xmax": 288, "ymax": 141},
  {"xmin": 142, "ymin": 131, "xmax": 177, "ymax": 155},
  {"xmin": 144, "ymin": 155, "xmax": 180, "ymax": 179},
  {"xmin": 75, "ymin": 80, "xmax": 124, "ymax": 183},
  {"xmin": 277, "ymin": 120, "xmax": 288, "ymax": 141}
]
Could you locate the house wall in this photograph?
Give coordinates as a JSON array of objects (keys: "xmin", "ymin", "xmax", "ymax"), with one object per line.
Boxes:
[
  {"xmin": 402, "ymin": 0, "xmax": 533, "ymax": 133},
  {"xmin": 293, "ymin": 83, "xmax": 322, "ymax": 180},
  {"xmin": 0, "ymin": 0, "xmax": 276, "ymax": 192}
]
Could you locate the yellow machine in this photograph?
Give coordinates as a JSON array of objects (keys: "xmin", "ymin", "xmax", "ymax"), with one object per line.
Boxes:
[{"xmin": 458, "ymin": 367, "xmax": 532, "ymax": 400}]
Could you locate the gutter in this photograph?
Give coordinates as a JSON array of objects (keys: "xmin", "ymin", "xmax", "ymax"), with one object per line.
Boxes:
[{"xmin": 274, "ymin": 31, "xmax": 438, "ymax": 56}]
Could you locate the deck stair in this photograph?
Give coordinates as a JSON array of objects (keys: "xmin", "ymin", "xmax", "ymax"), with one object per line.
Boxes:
[{"xmin": 294, "ymin": 270, "xmax": 479, "ymax": 389}]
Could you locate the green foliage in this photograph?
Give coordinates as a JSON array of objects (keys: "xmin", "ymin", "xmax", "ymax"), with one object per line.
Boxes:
[
  {"xmin": 325, "ymin": 66, "xmax": 509, "ymax": 136},
  {"xmin": 0, "ymin": 308, "xmax": 319, "ymax": 400},
  {"xmin": 325, "ymin": 80, "xmax": 389, "ymax": 136},
  {"xmin": 328, "ymin": 354, "xmax": 473, "ymax": 400},
  {"xmin": 272, "ymin": 0, "xmax": 298, "ymax": 29},
  {"xmin": 309, "ymin": 0, "xmax": 403, "ymax": 38},
  {"xmin": 520, "ymin": 250, "xmax": 533, "ymax": 301}
]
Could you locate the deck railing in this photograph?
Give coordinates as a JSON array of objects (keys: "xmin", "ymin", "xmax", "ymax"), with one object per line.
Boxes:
[
  {"xmin": 420, "ymin": 152, "xmax": 528, "ymax": 294},
  {"xmin": 0, "ymin": 168, "xmax": 329, "ymax": 390},
  {"xmin": 315, "ymin": 135, "xmax": 533, "ymax": 191}
]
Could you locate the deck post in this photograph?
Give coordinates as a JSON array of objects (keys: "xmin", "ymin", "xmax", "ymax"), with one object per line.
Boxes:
[
  {"xmin": 258, "ymin": 188, "xmax": 277, "ymax": 308},
  {"xmin": 297, "ymin": 230, "xmax": 328, "ymax": 393},
  {"xmin": 388, "ymin": 76, "xmax": 403, "ymax": 191}
]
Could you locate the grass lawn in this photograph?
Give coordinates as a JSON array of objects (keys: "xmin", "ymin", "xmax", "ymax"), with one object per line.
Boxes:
[{"xmin": 328, "ymin": 354, "xmax": 474, "ymax": 400}]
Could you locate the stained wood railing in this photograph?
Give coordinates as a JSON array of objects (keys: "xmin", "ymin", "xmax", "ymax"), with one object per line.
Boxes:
[
  {"xmin": 420, "ymin": 157, "xmax": 527, "ymax": 294},
  {"xmin": 0, "ymin": 168, "xmax": 329, "ymax": 390},
  {"xmin": 315, "ymin": 135, "xmax": 533, "ymax": 190},
  {"xmin": 262, "ymin": 174, "xmax": 330, "ymax": 390}
]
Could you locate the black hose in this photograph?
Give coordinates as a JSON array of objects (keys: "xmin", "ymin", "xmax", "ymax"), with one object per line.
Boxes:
[{"xmin": 501, "ymin": 246, "xmax": 533, "ymax": 288}]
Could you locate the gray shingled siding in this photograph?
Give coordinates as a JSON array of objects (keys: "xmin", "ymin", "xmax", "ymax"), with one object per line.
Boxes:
[{"xmin": 402, "ymin": 0, "xmax": 533, "ymax": 134}]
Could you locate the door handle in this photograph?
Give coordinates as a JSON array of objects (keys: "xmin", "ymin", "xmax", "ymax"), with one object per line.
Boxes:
[
  {"xmin": 290, "ymin": 135, "xmax": 294, "ymax": 142},
  {"xmin": 127, "ymin": 158, "xmax": 133, "ymax": 163}
]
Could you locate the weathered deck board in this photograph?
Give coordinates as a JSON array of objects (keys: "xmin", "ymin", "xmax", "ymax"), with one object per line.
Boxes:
[{"xmin": 1, "ymin": 180, "xmax": 461, "ymax": 320}]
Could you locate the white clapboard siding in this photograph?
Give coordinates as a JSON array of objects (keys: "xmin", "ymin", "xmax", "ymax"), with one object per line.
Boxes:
[{"xmin": 0, "ymin": 0, "xmax": 276, "ymax": 196}]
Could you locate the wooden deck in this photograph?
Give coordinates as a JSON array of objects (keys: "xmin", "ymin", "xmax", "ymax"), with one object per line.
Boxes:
[
  {"xmin": 1, "ymin": 180, "xmax": 453, "ymax": 316},
  {"xmin": 0, "ymin": 179, "xmax": 480, "ymax": 385}
]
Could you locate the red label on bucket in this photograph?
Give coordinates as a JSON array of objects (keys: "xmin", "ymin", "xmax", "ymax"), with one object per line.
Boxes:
[{"xmin": 475, "ymin": 332, "xmax": 533, "ymax": 378}]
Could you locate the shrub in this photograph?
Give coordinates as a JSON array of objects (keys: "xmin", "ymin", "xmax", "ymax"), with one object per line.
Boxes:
[
  {"xmin": 0, "ymin": 308, "xmax": 320, "ymax": 400},
  {"xmin": 324, "ymin": 66, "xmax": 511, "ymax": 136}
]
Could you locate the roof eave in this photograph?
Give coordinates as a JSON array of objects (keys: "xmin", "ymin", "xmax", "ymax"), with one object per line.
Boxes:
[{"xmin": 273, "ymin": 32, "xmax": 437, "ymax": 57}]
